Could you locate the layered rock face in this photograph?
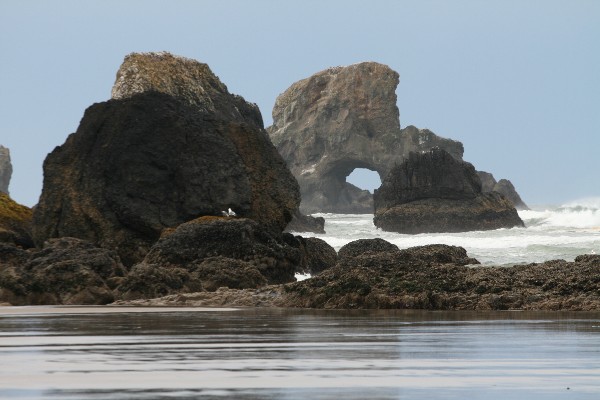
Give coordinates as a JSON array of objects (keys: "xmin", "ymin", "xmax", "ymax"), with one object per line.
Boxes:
[
  {"xmin": 0, "ymin": 145, "xmax": 11, "ymax": 195},
  {"xmin": 267, "ymin": 62, "xmax": 463, "ymax": 213},
  {"xmin": 477, "ymin": 171, "xmax": 529, "ymax": 210},
  {"xmin": 33, "ymin": 52, "xmax": 300, "ymax": 265},
  {"xmin": 374, "ymin": 148, "xmax": 524, "ymax": 233}
]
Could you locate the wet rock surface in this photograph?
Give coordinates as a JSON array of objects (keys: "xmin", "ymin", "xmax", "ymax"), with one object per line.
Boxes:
[
  {"xmin": 268, "ymin": 62, "xmax": 463, "ymax": 213},
  {"xmin": 0, "ymin": 238, "xmax": 126, "ymax": 305},
  {"xmin": 374, "ymin": 148, "xmax": 524, "ymax": 233}
]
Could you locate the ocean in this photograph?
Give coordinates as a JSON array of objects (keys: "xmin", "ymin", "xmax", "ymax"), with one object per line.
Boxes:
[{"xmin": 298, "ymin": 198, "xmax": 600, "ymax": 267}]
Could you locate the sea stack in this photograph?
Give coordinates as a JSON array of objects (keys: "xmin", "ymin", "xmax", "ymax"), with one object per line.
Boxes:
[
  {"xmin": 268, "ymin": 62, "xmax": 463, "ymax": 214},
  {"xmin": 373, "ymin": 148, "xmax": 524, "ymax": 233},
  {"xmin": 0, "ymin": 145, "xmax": 11, "ymax": 195},
  {"xmin": 477, "ymin": 171, "xmax": 529, "ymax": 210},
  {"xmin": 32, "ymin": 52, "xmax": 300, "ymax": 265}
]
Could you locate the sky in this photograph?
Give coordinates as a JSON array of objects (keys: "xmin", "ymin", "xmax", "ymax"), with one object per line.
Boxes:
[{"xmin": 0, "ymin": 0, "xmax": 599, "ymax": 207}]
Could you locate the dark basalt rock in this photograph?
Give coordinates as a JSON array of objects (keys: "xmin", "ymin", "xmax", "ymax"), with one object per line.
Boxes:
[
  {"xmin": 32, "ymin": 52, "xmax": 300, "ymax": 265},
  {"xmin": 286, "ymin": 235, "xmax": 338, "ymax": 275},
  {"xmin": 0, "ymin": 238, "xmax": 126, "ymax": 305},
  {"xmin": 285, "ymin": 210, "xmax": 325, "ymax": 234},
  {"xmin": 374, "ymin": 148, "xmax": 524, "ymax": 233},
  {"xmin": 268, "ymin": 62, "xmax": 464, "ymax": 213},
  {"xmin": 115, "ymin": 217, "xmax": 301, "ymax": 300},
  {"xmin": 280, "ymin": 244, "xmax": 600, "ymax": 311},
  {"xmin": 477, "ymin": 171, "xmax": 529, "ymax": 210},
  {"xmin": 338, "ymin": 238, "xmax": 400, "ymax": 260}
]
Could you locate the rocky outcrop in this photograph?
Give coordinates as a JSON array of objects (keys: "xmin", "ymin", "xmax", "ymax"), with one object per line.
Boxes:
[
  {"xmin": 0, "ymin": 238, "xmax": 126, "ymax": 305},
  {"xmin": 33, "ymin": 52, "xmax": 300, "ymax": 265},
  {"xmin": 477, "ymin": 171, "xmax": 529, "ymax": 210},
  {"xmin": 285, "ymin": 210, "xmax": 325, "ymax": 233},
  {"xmin": 0, "ymin": 193, "xmax": 33, "ymax": 248},
  {"xmin": 374, "ymin": 148, "xmax": 524, "ymax": 233},
  {"xmin": 115, "ymin": 217, "xmax": 314, "ymax": 300},
  {"xmin": 0, "ymin": 145, "xmax": 11, "ymax": 195},
  {"xmin": 122, "ymin": 242, "xmax": 600, "ymax": 311},
  {"xmin": 280, "ymin": 241, "xmax": 600, "ymax": 310},
  {"xmin": 267, "ymin": 62, "xmax": 464, "ymax": 213}
]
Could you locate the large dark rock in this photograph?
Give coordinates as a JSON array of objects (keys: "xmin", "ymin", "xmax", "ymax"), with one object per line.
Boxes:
[
  {"xmin": 285, "ymin": 210, "xmax": 325, "ymax": 233},
  {"xmin": 0, "ymin": 193, "xmax": 33, "ymax": 248},
  {"xmin": 115, "ymin": 217, "xmax": 302, "ymax": 300},
  {"xmin": 32, "ymin": 52, "xmax": 300, "ymax": 265},
  {"xmin": 0, "ymin": 145, "xmax": 11, "ymax": 195},
  {"xmin": 267, "ymin": 62, "xmax": 463, "ymax": 213},
  {"xmin": 477, "ymin": 171, "xmax": 529, "ymax": 210},
  {"xmin": 0, "ymin": 238, "xmax": 126, "ymax": 305},
  {"xmin": 374, "ymin": 148, "xmax": 524, "ymax": 233}
]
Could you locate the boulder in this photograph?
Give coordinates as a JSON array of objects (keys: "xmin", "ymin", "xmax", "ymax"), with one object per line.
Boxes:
[
  {"xmin": 267, "ymin": 62, "xmax": 464, "ymax": 214},
  {"xmin": 477, "ymin": 171, "xmax": 529, "ymax": 210},
  {"xmin": 115, "ymin": 217, "xmax": 301, "ymax": 300},
  {"xmin": 285, "ymin": 210, "xmax": 325, "ymax": 233},
  {"xmin": 0, "ymin": 145, "xmax": 11, "ymax": 195},
  {"xmin": 338, "ymin": 238, "xmax": 400, "ymax": 260},
  {"xmin": 33, "ymin": 52, "xmax": 300, "ymax": 265},
  {"xmin": 374, "ymin": 148, "xmax": 524, "ymax": 233},
  {"xmin": 0, "ymin": 192, "xmax": 33, "ymax": 248},
  {"xmin": 0, "ymin": 238, "xmax": 126, "ymax": 305},
  {"xmin": 285, "ymin": 235, "xmax": 338, "ymax": 275}
]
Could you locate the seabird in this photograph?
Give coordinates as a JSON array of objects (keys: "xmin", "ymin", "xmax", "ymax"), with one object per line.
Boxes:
[{"xmin": 221, "ymin": 208, "xmax": 237, "ymax": 217}]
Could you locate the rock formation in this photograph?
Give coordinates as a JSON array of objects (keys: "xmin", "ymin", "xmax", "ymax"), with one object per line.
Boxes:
[
  {"xmin": 0, "ymin": 238, "xmax": 126, "ymax": 305},
  {"xmin": 115, "ymin": 217, "xmax": 337, "ymax": 300},
  {"xmin": 373, "ymin": 148, "xmax": 524, "ymax": 233},
  {"xmin": 279, "ymin": 241, "xmax": 600, "ymax": 310},
  {"xmin": 0, "ymin": 145, "xmax": 11, "ymax": 195},
  {"xmin": 267, "ymin": 62, "xmax": 464, "ymax": 213},
  {"xmin": 285, "ymin": 210, "xmax": 325, "ymax": 233},
  {"xmin": 0, "ymin": 192, "xmax": 33, "ymax": 248},
  {"xmin": 477, "ymin": 171, "xmax": 529, "ymax": 210},
  {"xmin": 33, "ymin": 52, "xmax": 300, "ymax": 265}
]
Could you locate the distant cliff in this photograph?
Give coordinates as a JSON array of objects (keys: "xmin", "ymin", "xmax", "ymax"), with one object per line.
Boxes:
[
  {"xmin": 0, "ymin": 145, "xmax": 11, "ymax": 195},
  {"xmin": 267, "ymin": 62, "xmax": 463, "ymax": 213}
]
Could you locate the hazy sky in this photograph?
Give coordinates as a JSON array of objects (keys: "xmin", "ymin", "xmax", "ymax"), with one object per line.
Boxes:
[{"xmin": 1, "ymin": 0, "xmax": 598, "ymax": 207}]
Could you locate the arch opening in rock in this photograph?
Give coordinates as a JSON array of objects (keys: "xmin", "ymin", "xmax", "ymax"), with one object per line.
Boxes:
[{"xmin": 346, "ymin": 168, "xmax": 381, "ymax": 194}]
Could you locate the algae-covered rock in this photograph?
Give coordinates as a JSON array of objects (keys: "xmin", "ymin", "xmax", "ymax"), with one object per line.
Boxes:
[{"xmin": 0, "ymin": 192, "xmax": 33, "ymax": 247}]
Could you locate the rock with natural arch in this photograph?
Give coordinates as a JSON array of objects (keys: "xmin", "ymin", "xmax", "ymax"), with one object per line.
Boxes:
[{"xmin": 267, "ymin": 62, "xmax": 464, "ymax": 214}]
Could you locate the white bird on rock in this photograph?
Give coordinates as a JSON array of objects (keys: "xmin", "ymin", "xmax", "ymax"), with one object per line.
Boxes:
[{"xmin": 221, "ymin": 208, "xmax": 237, "ymax": 217}]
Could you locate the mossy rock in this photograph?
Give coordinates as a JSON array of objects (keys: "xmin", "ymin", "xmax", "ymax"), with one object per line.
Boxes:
[{"xmin": 0, "ymin": 193, "xmax": 33, "ymax": 247}]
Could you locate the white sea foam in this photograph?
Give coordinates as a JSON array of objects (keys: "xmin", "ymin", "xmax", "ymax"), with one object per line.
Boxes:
[{"xmin": 296, "ymin": 199, "xmax": 600, "ymax": 266}]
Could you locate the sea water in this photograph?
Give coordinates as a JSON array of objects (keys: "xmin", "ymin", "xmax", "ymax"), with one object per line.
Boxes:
[
  {"xmin": 0, "ymin": 307, "xmax": 599, "ymax": 399},
  {"xmin": 298, "ymin": 198, "xmax": 600, "ymax": 267}
]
